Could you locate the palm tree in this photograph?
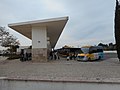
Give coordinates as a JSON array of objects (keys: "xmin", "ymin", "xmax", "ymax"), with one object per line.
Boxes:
[{"xmin": 115, "ymin": 0, "xmax": 120, "ymax": 61}]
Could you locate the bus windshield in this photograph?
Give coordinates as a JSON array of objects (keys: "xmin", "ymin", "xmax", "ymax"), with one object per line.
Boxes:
[
  {"xmin": 81, "ymin": 47, "xmax": 89, "ymax": 54},
  {"xmin": 81, "ymin": 46, "xmax": 103, "ymax": 54}
]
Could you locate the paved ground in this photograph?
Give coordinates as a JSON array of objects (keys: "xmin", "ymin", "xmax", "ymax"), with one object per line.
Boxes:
[{"xmin": 0, "ymin": 56, "xmax": 120, "ymax": 82}]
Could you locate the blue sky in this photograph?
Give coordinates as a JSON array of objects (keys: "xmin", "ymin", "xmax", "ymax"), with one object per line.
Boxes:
[{"xmin": 0, "ymin": 0, "xmax": 116, "ymax": 49}]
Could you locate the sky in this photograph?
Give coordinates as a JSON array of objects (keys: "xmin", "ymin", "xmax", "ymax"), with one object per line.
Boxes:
[{"xmin": 0, "ymin": 0, "xmax": 116, "ymax": 49}]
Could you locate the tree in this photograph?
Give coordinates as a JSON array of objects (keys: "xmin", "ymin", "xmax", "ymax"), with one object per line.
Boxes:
[
  {"xmin": 115, "ymin": 0, "xmax": 120, "ymax": 61},
  {"xmin": 98, "ymin": 43, "xmax": 104, "ymax": 47},
  {"xmin": 98, "ymin": 43, "xmax": 109, "ymax": 50},
  {"xmin": 0, "ymin": 26, "xmax": 20, "ymax": 52},
  {"xmin": 0, "ymin": 27, "xmax": 9, "ymax": 44}
]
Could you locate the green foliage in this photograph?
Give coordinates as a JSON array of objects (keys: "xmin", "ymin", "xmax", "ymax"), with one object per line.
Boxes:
[{"xmin": 98, "ymin": 42, "xmax": 116, "ymax": 51}]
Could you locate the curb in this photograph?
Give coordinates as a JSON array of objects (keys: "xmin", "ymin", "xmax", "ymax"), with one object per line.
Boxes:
[{"xmin": 1, "ymin": 77, "xmax": 120, "ymax": 84}]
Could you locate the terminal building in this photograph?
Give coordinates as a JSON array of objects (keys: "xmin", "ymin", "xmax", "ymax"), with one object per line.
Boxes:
[{"xmin": 8, "ymin": 17, "xmax": 68, "ymax": 62}]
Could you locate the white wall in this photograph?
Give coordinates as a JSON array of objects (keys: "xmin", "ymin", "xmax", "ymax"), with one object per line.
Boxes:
[
  {"xmin": 32, "ymin": 26, "xmax": 47, "ymax": 48},
  {"xmin": 0, "ymin": 80, "xmax": 120, "ymax": 90}
]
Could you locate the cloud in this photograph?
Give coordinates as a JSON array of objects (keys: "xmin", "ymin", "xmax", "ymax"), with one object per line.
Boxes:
[
  {"xmin": 55, "ymin": 0, "xmax": 115, "ymax": 48},
  {"xmin": 59, "ymin": 37, "xmax": 114, "ymax": 48},
  {"xmin": 0, "ymin": 0, "xmax": 116, "ymax": 49},
  {"xmin": 41, "ymin": 0, "xmax": 68, "ymax": 13}
]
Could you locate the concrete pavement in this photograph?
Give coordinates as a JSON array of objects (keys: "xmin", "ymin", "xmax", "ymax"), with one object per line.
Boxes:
[{"xmin": 0, "ymin": 57, "xmax": 120, "ymax": 83}]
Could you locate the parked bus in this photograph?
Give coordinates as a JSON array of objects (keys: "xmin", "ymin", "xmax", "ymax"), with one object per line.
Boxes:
[{"xmin": 77, "ymin": 46, "xmax": 104, "ymax": 61}]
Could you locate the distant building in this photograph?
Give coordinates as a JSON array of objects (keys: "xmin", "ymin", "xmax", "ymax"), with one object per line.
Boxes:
[
  {"xmin": 16, "ymin": 46, "xmax": 30, "ymax": 54},
  {"xmin": 57, "ymin": 46, "xmax": 81, "ymax": 57}
]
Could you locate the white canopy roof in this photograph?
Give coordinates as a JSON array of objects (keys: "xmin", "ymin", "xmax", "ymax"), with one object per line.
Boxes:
[{"xmin": 8, "ymin": 17, "xmax": 68, "ymax": 48}]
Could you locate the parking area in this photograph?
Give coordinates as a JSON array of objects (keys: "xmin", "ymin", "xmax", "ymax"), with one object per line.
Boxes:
[{"xmin": 0, "ymin": 55, "xmax": 120, "ymax": 82}]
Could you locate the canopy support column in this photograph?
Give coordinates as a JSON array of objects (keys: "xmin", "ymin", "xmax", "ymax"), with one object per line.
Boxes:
[{"xmin": 32, "ymin": 26, "xmax": 47, "ymax": 62}]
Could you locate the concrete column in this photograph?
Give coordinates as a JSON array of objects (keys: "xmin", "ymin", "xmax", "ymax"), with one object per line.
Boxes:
[{"xmin": 32, "ymin": 26, "xmax": 47, "ymax": 62}]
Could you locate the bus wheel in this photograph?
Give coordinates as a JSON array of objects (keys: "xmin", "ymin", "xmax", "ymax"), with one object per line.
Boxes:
[
  {"xmin": 98, "ymin": 56, "xmax": 101, "ymax": 60},
  {"xmin": 88, "ymin": 58, "xmax": 91, "ymax": 61}
]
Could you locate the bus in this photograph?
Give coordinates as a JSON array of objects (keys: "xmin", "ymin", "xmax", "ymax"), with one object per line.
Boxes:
[{"xmin": 77, "ymin": 46, "xmax": 104, "ymax": 61}]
